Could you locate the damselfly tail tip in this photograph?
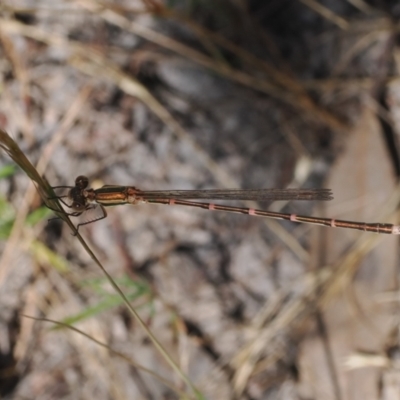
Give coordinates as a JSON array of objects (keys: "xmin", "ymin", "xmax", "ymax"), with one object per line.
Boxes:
[{"xmin": 392, "ymin": 225, "xmax": 400, "ymax": 235}]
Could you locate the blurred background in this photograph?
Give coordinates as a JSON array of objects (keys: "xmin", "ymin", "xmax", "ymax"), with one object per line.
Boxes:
[{"xmin": 0, "ymin": 0, "xmax": 399, "ymax": 399}]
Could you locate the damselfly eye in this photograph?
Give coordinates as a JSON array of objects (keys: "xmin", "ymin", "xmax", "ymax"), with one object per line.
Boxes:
[
  {"xmin": 72, "ymin": 202, "xmax": 84, "ymax": 210},
  {"xmin": 75, "ymin": 175, "xmax": 89, "ymax": 189}
]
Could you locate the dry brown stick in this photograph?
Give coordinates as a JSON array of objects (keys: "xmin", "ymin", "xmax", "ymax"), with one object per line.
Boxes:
[
  {"xmin": 159, "ymin": 8, "xmax": 349, "ymax": 132},
  {"xmin": 298, "ymin": 0, "xmax": 350, "ymax": 29},
  {"xmin": 76, "ymin": 0, "xmax": 348, "ymax": 131}
]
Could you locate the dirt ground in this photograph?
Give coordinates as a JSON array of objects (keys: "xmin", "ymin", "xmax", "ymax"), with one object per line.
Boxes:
[{"xmin": 0, "ymin": 1, "xmax": 400, "ymax": 399}]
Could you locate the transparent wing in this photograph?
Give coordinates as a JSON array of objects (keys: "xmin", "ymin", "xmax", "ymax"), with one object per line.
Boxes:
[{"xmin": 136, "ymin": 188, "xmax": 333, "ymax": 201}]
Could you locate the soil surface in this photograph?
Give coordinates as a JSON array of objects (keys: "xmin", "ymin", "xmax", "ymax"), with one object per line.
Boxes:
[{"xmin": 0, "ymin": 1, "xmax": 399, "ymax": 399}]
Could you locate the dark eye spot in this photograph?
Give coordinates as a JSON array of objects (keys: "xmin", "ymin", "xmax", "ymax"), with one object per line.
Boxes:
[{"xmin": 75, "ymin": 175, "xmax": 89, "ymax": 189}]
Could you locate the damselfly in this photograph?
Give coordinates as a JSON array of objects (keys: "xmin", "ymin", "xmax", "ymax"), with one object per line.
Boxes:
[{"xmin": 48, "ymin": 176, "xmax": 400, "ymax": 235}]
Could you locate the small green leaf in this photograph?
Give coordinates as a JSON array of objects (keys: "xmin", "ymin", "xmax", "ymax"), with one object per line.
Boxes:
[
  {"xmin": 0, "ymin": 197, "xmax": 15, "ymax": 238},
  {"xmin": 0, "ymin": 164, "xmax": 16, "ymax": 179},
  {"xmin": 26, "ymin": 206, "xmax": 53, "ymax": 226},
  {"xmin": 30, "ymin": 240, "xmax": 69, "ymax": 273},
  {"xmin": 53, "ymin": 276, "xmax": 152, "ymax": 327}
]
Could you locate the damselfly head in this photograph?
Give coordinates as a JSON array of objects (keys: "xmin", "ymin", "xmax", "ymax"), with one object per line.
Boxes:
[{"xmin": 75, "ymin": 175, "xmax": 89, "ymax": 190}]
